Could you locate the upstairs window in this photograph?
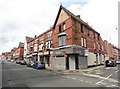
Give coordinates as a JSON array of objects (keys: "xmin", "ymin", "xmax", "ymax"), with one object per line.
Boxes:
[
  {"xmin": 81, "ymin": 37, "xmax": 87, "ymax": 48},
  {"xmin": 59, "ymin": 25, "xmax": 62, "ymax": 33},
  {"xmin": 34, "ymin": 47, "xmax": 37, "ymax": 52},
  {"xmin": 84, "ymin": 38, "xmax": 87, "ymax": 48},
  {"xmin": 98, "ymin": 43, "xmax": 100, "ymax": 50},
  {"xmin": 94, "ymin": 42, "xmax": 96, "ymax": 49},
  {"xmin": 63, "ymin": 22, "xmax": 66, "ymax": 30},
  {"xmin": 46, "ymin": 40, "xmax": 52, "ymax": 49},
  {"xmin": 81, "ymin": 24, "xmax": 83, "ymax": 33},
  {"xmin": 39, "ymin": 43, "xmax": 44, "ymax": 51},
  {"xmin": 58, "ymin": 33, "xmax": 66, "ymax": 47},
  {"xmin": 81, "ymin": 37, "xmax": 84, "ymax": 47},
  {"xmin": 30, "ymin": 47, "xmax": 33, "ymax": 54}
]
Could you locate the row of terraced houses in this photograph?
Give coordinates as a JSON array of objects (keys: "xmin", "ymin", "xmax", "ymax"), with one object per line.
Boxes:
[{"xmin": 1, "ymin": 5, "xmax": 120, "ymax": 70}]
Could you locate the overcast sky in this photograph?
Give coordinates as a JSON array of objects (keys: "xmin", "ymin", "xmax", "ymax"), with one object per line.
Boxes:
[{"xmin": 0, "ymin": 0, "xmax": 119, "ymax": 54}]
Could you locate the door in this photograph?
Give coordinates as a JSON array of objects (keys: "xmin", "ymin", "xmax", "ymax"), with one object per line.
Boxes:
[
  {"xmin": 75, "ymin": 54, "xmax": 79, "ymax": 69},
  {"xmin": 66, "ymin": 55, "xmax": 69, "ymax": 70}
]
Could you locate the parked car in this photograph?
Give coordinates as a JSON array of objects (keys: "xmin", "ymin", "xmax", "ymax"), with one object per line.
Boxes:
[
  {"xmin": 11, "ymin": 59, "xmax": 15, "ymax": 62},
  {"xmin": 105, "ymin": 60, "xmax": 116, "ymax": 67},
  {"xmin": 16, "ymin": 60, "xmax": 21, "ymax": 64},
  {"xmin": 20, "ymin": 60, "xmax": 26, "ymax": 65},
  {"xmin": 7, "ymin": 59, "xmax": 11, "ymax": 62},
  {"xmin": 115, "ymin": 60, "xmax": 120, "ymax": 64},
  {"xmin": 33, "ymin": 62, "xmax": 46, "ymax": 69},
  {"xmin": 27, "ymin": 61, "xmax": 34, "ymax": 67},
  {"xmin": 32, "ymin": 62, "xmax": 38, "ymax": 68},
  {"xmin": 35, "ymin": 63, "xmax": 46, "ymax": 69}
]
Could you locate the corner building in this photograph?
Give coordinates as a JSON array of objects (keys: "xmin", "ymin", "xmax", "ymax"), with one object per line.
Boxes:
[{"xmin": 51, "ymin": 5, "xmax": 105, "ymax": 70}]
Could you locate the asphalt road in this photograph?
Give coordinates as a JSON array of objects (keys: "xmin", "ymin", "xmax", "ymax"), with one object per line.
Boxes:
[{"xmin": 1, "ymin": 60, "xmax": 120, "ymax": 88}]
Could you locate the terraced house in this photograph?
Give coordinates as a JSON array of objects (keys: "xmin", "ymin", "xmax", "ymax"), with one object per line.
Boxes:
[
  {"xmin": 51, "ymin": 5, "xmax": 105, "ymax": 70},
  {"xmin": 25, "ymin": 5, "xmax": 106, "ymax": 70}
]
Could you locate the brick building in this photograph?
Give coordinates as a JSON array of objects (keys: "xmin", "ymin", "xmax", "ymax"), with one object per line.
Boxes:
[
  {"xmin": 50, "ymin": 5, "xmax": 105, "ymax": 70},
  {"xmin": 26, "ymin": 5, "xmax": 105, "ymax": 70},
  {"xmin": 12, "ymin": 42, "xmax": 24, "ymax": 61},
  {"xmin": 24, "ymin": 36, "xmax": 34, "ymax": 63}
]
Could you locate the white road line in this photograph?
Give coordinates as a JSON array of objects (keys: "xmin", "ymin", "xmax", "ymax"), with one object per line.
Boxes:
[
  {"xmin": 106, "ymin": 74, "xmax": 113, "ymax": 79},
  {"xmin": 62, "ymin": 76, "xmax": 66, "ymax": 77},
  {"xmin": 53, "ymin": 73, "xmax": 56, "ymax": 75},
  {"xmin": 66, "ymin": 76, "xmax": 71, "ymax": 79},
  {"xmin": 115, "ymin": 70, "xmax": 120, "ymax": 73},
  {"xmin": 85, "ymin": 81, "xmax": 90, "ymax": 83},
  {"xmin": 100, "ymin": 82, "xmax": 106, "ymax": 85},
  {"xmin": 79, "ymin": 79, "xmax": 83, "ymax": 82},
  {"xmin": 110, "ymin": 85, "xmax": 118, "ymax": 87},
  {"xmin": 96, "ymin": 80, "xmax": 104, "ymax": 85},
  {"xmin": 71, "ymin": 78, "xmax": 76, "ymax": 80},
  {"xmin": 106, "ymin": 86, "xmax": 111, "ymax": 87}
]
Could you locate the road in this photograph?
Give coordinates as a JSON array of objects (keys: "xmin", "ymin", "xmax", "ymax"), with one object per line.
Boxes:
[{"xmin": 1, "ymin": 60, "xmax": 120, "ymax": 88}]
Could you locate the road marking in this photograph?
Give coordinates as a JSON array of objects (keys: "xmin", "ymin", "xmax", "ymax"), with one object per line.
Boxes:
[
  {"xmin": 95, "ymin": 72, "xmax": 101, "ymax": 75},
  {"xmin": 106, "ymin": 74, "xmax": 112, "ymax": 79},
  {"xmin": 71, "ymin": 78, "xmax": 76, "ymax": 80},
  {"xmin": 115, "ymin": 70, "xmax": 120, "ymax": 73},
  {"xmin": 110, "ymin": 84, "xmax": 118, "ymax": 87},
  {"xmin": 66, "ymin": 76, "xmax": 71, "ymax": 79},
  {"xmin": 62, "ymin": 76, "xmax": 66, "ymax": 78},
  {"xmin": 85, "ymin": 81, "xmax": 90, "ymax": 83},
  {"xmin": 96, "ymin": 80, "xmax": 104, "ymax": 85},
  {"xmin": 100, "ymin": 82, "xmax": 106, "ymax": 85},
  {"xmin": 105, "ymin": 68, "xmax": 110, "ymax": 69},
  {"xmin": 79, "ymin": 79, "xmax": 83, "ymax": 82},
  {"xmin": 53, "ymin": 73, "xmax": 56, "ymax": 75},
  {"xmin": 106, "ymin": 86, "xmax": 111, "ymax": 87}
]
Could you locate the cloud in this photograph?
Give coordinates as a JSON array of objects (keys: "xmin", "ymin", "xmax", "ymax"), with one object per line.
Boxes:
[
  {"xmin": 67, "ymin": 0, "xmax": 118, "ymax": 46},
  {"xmin": 0, "ymin": 0, "xmax": 65, "ymax": 54},
  {"xmin": 0, "ymin": 0, "xmax": 119, "ymax": 54}
]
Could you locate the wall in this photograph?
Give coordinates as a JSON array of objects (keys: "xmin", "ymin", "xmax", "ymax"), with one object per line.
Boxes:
[
  {"xmin": 51, "ymin": 56, "xmax": 66, "ymax": 70},
  {"xmin": 78, "ymin": 56, "xmax": 87, "ymax": 69},
  {"xmin": 69, "ymin": 55, "xmax": 75, "ymax": 70},
  {"xmin": 87, "ymin": 52, "xmax": 96, "ymax": 66}
]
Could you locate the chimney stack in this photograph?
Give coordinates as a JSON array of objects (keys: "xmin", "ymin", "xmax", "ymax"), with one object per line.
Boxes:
[{"xmin": 77, "ymin": 15, "xmax": 80, "ymax": 19}]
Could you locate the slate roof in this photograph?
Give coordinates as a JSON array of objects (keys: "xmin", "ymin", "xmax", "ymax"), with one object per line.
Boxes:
[
  {"xmin": 26, "ymin": 36, "xmax": 34, "ymax": 43},
  {"xmin": 53, "ymin": 5, "xmax": 99, "ymax": 34},
  {"xmin": 19, "ymin": 42, "xmax": 24, "ymax": 48}
]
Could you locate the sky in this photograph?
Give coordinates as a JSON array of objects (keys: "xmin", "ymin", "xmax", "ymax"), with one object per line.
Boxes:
[{"xmin": 0, "ymin": 0, "xmax": 119, "ymax": 54}]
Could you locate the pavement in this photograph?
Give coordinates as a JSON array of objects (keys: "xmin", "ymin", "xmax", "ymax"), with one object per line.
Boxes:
[{"xmin": 46, "ymin": 65, "xmax": 105, "ymax": 75}]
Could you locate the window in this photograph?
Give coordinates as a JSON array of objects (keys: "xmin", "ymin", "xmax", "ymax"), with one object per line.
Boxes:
[
  {"xmin": 102, "ymin": 46, "xmax": 104, "ymax": 51},
  {"xmin": 39, "ymin": 43, "xmax": 44, "ymax": 51},
  {"xmin": 94, "ymin": 33, "xmax": 95, "ymax": 39},
  {"xmin": 84, "ymin": 38, "xmax": 87, "ymax": 48},
  {"xmin": 34, "ymin": 47, "xmax": 37, "ymax": 52},
  {"xmin": 46, "ymin": 40, "xmax": 52, "ymax": 49},
  {"xmin": 30, "ymin": 47, "xmax": 33, "ymax": 54},
  {"xmin": 81, "ymin": 37, "xmax": 87, "ymax": 47},
  {"xmin": 81, "ymin": 24, "xmax": 83, "ymax": 33},
  {"xmin": 98, "ymin": 34, "xmax": 100, "ymax": 40},
  {"xmin": 81, "ymin": 37, "xmax": 84, "ymax": 46},
  {"xmin": 94, "ymin": 42, "xmax": 96, "ymax": 49},
  {"xmin": 98, "ymin": 43, "xmax": 100, "ymax": 50},
  {"xmin": 47, "ymin": 31, "xmax": 52, "ymax": 38},
  {"xmin": 88, "ymin": 29, "xmax": 89, "ymax": 36},
  {"xmin": 58, "ymin": 34, "xmax": 66, "ymax": 46},
  {"xmin": 59, "ymin": 25, "xmax": 62, "ymax": 33},
  {"xmin": 63, "ymin": 23, "xmax": 66, "ymax": 30}
]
